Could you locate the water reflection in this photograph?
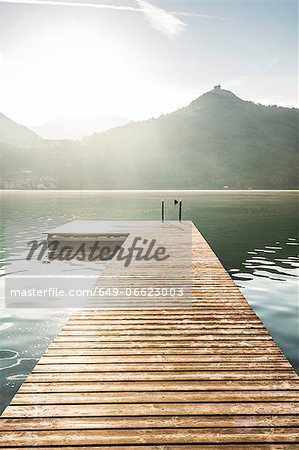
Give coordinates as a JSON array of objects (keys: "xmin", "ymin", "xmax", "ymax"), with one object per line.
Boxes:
[
  {"xmin": 231, "ymin": 238, "xmax": 298, "ymax": 282},
  {"xmin": 0, "ymin": 309, "xmax": 68, "ymax": 413},
  {"xmin": 230, "ymin": 237, "xmax": 298, "ymax": 374}
]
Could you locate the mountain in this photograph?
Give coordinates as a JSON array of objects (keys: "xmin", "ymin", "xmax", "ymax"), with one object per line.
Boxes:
[
  {"xmin": 0, "ymin": 112, "xmax": 41, "ymax": 147},
  {"xmin": 1, "ymin": 86, "xmax": 298, "ymax": 189},
  {"xmin": 33, "ymin": 115, "xmax": 130, "ymax": 140},
  {"xmin": 79, "ymin": 86, "xmax": 298, "ymax": 189}
]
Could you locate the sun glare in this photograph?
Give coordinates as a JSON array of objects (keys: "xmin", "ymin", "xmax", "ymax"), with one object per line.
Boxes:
[
  {"xmin": 30, "ymin": 24, "xmax": 135, "ymax": 120},
  {"xmin": 2, "ymin": 20, "xmax": 153, "ymax": 124}
]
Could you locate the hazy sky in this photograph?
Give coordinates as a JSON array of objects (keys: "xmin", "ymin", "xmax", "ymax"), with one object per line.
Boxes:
[{"xmin": 0, "ymin": 0, "xmax": 297, "ymax": 126}]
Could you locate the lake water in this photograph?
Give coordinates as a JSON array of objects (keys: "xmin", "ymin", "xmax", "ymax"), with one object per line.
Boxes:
[{"xmin": 0, "ymin": 190, "xmax": 298, "ymax": 413}]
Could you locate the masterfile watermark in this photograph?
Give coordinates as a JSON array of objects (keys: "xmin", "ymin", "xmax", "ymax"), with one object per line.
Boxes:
[
  {"xmin": 9, "ymin": 286, "xmax": 186, "ymax": 298},
  {"xmin": 5, "ymin": 220, "xmax": 193, "ymax": 308},
  {"xmin": 26, "ymin": 237, "xmax": 170, "ymax": 267}
]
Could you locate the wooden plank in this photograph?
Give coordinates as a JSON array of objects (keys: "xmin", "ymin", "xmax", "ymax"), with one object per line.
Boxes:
[
  {"xmin": 53, "ymin": 335, "xmax": 273, "ymax": 341},
  {"xmin": 18, "ymin": 380, "xmax": 299, "ymax": 393},
  {"xmin": 1, "ymin": 427, "xmax": 299, "ymax": 447},
  {"xmin": 24, "ymin": 371, "xmax": 299, "ymax": 382},
  {"xmin": 58, "ymin": 329, "xmax": 269, "ymax": 335},
  {"xmin": 2, "ymin": 415, "xmax": 299, "ymax": 431},
  {"xmin": 67, "ymin": 317, "xmax": 259, "ymax": 323},
  {"xmin": 3, "ymin": 402, "xmax": 299, "ymax": 418},
  {"xmin": 32, "ymin": 362, "xmax": 292, "ymax": 373},
  {"xmin": 71, "ymin": 310, "xmax": 255, "ymax": 316},
  {"xmin": 44, "ymin": 347, "xmax": 283, "ymax": 355},
  {"xmin": 3, "ymin": 446, "xmax": 298, "ymax": 450},
  {"xmin": 10, "ymin": 390, "xmax": 299, "ymax": 404},
  {"xmin": 57, "ymin": 319, "xmax": 269, "ymax": 329},
  {"xmin": 39, "ymin": 355, "xmax": 286, "ymax": 364},
  {"xmin": 49, "ymin": 340, "xmax": 281, "ymax": 348}
]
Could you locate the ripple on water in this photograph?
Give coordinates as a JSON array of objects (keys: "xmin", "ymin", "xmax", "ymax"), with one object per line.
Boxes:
[
  {"xmin": 0, "ymin": 350, "xmax": 19, "ymax": 371},
  {"xmin": 231, "ymin": 238, "xmax": 298, "ymax": 376},
  {"xmin": 0, "ymin": 322, "xmax": 13, "ymax": 331},
  {"xmin": 7, "ymin": 373, "xmax": 31, "ymax": 382},
  {"xmin": 0, "ymin": 350, "xmax": 19, "ymax": 360},
  {"xmin": 248, "ymin": 259, "xmax": 276, "ymax": 265}
]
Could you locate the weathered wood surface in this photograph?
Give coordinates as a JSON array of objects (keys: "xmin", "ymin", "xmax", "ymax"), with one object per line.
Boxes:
[{"xmin": 1, "ymin": 222, "xmax": 298, "ymax": 448}]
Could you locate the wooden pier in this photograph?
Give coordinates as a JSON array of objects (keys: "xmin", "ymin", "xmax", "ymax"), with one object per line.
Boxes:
[{"xmin": 1, "ymin": 222, "xmax": 298, "ymax": 448}]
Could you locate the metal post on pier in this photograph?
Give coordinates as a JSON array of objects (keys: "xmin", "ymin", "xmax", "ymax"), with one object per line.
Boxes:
[
  {"xmin": 179, "ymin": 200, "xmax": 182, "ymax": 222},
  {"xmin": 161, "ymin": 200, "xmax": 165, "ymax": 223}
]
